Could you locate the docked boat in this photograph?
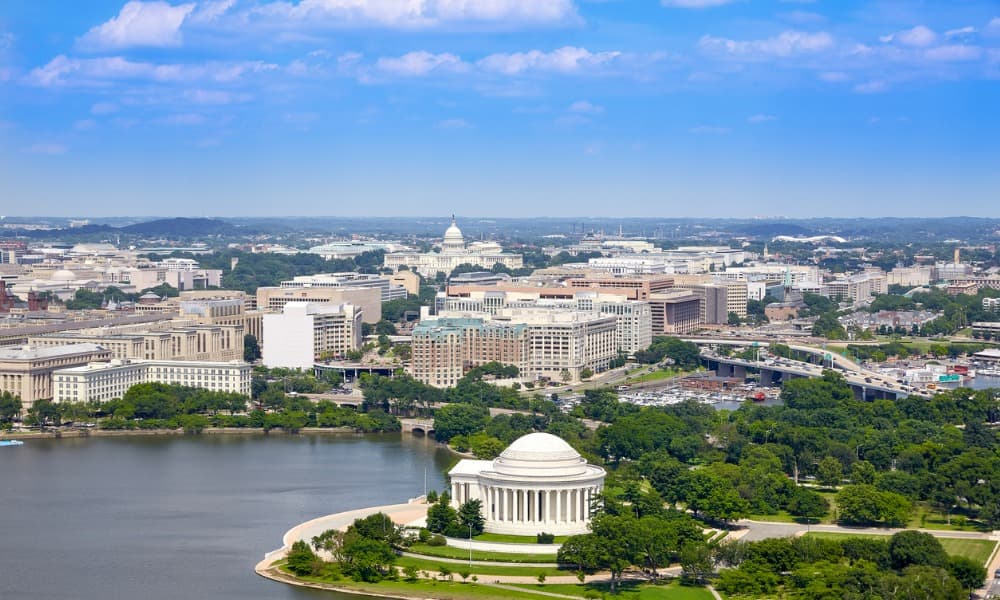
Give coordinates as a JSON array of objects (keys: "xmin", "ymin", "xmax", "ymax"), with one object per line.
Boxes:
[{"xmin": 0, "ymin": 440, "xmax": 25, "ymax": 447}]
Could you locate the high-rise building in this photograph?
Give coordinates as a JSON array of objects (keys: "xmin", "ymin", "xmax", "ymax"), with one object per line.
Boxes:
[{"xmin": 262, "ymin": 302, "xmax": 363, "ymax": 370}]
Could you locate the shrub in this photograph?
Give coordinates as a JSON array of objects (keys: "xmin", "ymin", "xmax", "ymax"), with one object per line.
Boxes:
[
  {"xmin": 428, "ymin": 534, "xmax": 447, "ymax": 547},
  {"xmin": 418, "ymin": 528, "xmax": 431, "ymax": 543},
  {"xmin": 537, "ymin": 532, "xmax": 555, "ymax": 544}
]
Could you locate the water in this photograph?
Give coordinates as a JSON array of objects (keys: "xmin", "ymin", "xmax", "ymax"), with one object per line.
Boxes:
[
  {"xmin": 0, "ymin": 433, "xmax": 453, "ymax": 599},
  {"xmin": 972, "ymin": 375, "xmax": 1000, "ymax": 391}
]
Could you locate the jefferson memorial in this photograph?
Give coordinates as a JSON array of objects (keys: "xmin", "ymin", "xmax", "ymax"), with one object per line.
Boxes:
[{"xmin": 448, "ymin": 432, "xmax": 606, "ymax": 536}]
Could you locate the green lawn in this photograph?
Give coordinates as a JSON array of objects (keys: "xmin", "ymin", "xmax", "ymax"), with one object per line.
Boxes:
[
  {"xmin": 474, "ymin": 532, "xmax": 569, "ymax": 544},
  {"xmin": 513, "ymin": 580, "xmax": 715, "ymax": 599},
  {"xmin": 395, "ymin": 554, "xmax": 570, "ymax": 577},
  {"xmin": 408, "ymin": 543, "xmax": 559, "ymax": 564},
  {"xmin": 805, "ymin": 532, "xmax": 997, "ymax": 565},
  {"xmin": 624, "ymin": 368, "xmax": 685, "ymax": 385},
  {"xmin": 278, "ymin": 565, "xmax": 555, "ymax": 600}
]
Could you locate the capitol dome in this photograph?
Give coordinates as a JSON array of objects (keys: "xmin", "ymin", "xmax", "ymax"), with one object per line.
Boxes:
[
  {"xmin": 442, "ymin": 216, "xmax": 465, "ymax": 252},
  {"xmin": 51, "ymin": 269, "xmax": 77, "ymax": 281}
]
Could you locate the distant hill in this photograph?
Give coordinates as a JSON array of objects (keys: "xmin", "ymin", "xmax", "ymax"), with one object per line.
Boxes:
[
  {"xmin": 734, "ymin": 223, "xmax": 814, "ymax": 237},
  {"xmin": 121, "ymin": 217, "xmax": 242, "ymax": 237}
]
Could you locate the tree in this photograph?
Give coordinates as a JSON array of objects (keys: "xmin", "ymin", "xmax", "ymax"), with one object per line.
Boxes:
[
  {"xmin": 557, "ymin": 534, "xmax": 608, "ymax": 573},
  {"xmin": 850, "ymin": 460, "xmax": 877, "ymax": 485},
  {"xmin": 888, "ymin": 530, "xmax": 948, "ymax": 570},
  {"xmin": 0, "ymin": 391, "xmax": 22, "ymax": 423},
  {"xmin": 679, "ymin": 541, "xmax": 715, "ymax": 584},
  {"xmin": 836, "ymin": 485, "xmax": 911, "ymax": 526},
  {"xmin": 433, "ymin": 403, "xmax": 489, "ymax": 442},
  {"xmin": 457, "ymin": 499, "xmax": 485, "ymax": 537},
  {"xmin": 286, "ymin": 540, "xmax": 321, "ymax": 576},
  {"xmin": 890, "ymin": 565, "xmax": 965, "ymax": 600},
  {"xmin": 243, "ymin": 334, "xmax": 261, "ymax": 362},
  {"xmin": 426, "ymin": 498, "xmax": 458, "ymax": 534},
  {"xmin": 787, "ymin": 488, "xmax": 829, "ymax": 522},
  {"xmin": 817, "ymin": 456, "xmax": 843, "ymax": 488},
  {"xmin": 579, "ymin": 367, "xmax": 594, "ymax": 380},
  {"xmin": 947, "ymin": 555, "xmax": 986, "ymax": 594},
  {"xmin": 26, "ymin": 398, "xmax": 59, "ymax": 427},
  {"xmin": 727, "ymin": 312, "xmax": 742, "ymax": 326}
]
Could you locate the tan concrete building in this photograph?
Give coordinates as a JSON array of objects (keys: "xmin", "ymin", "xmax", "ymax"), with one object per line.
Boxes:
[
  {"xmin": 648, "ymin": 291, "xmax": 702, "ymax": 334},
  {"xmin": 256, "ymin": 286, "xmax": 381, "ymax": 324},
  {"xmin": 565, "ymin": 274, "xmax": 674, "ymax": 299},
  {"xmin": 390, "ymin": 270, "xmax": 422, "ymax": 296},
  {"xmin": 53, "ymin": 358, "xmax": 252, "ymax": 404},
  {"xmin": 27, "ymin": 324, "xmax": 244, "ymax": 363},
  {"xmin": 0, "ymin": 343, "xmax": 112, "ymax": 412}
]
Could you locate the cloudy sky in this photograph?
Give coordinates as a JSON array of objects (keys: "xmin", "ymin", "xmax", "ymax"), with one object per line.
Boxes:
[{"xmin": 0, "ymin": 0, "xmax": 998, "ymax": 217}]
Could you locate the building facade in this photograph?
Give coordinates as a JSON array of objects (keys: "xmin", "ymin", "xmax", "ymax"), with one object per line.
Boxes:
[
  {"xmin": 0, "ymin": 343, "xmax": 112, "ymax": 412},
  {"xmin": 383, "ymin": 218, "xmax": 524, "ymax": 277},
  {"xmin": 262, "ymin": 302, "xmax": 363, "ymax": 370},
  {"xmin": 448, "ymin": 432, "xmax": 605, "ymax": 536},
  {"xmin": 52, "ymin": 359, "xmax": 252, "ymax": 403}
]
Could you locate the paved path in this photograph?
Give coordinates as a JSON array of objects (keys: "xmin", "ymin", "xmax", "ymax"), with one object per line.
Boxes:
[
  {"xmin": 738, "ymin": 519, "xmax": 997, "ymax": 542},
  {"xmin": 399, "ymin": 551, "xmax": 557, "ymax": 568}
]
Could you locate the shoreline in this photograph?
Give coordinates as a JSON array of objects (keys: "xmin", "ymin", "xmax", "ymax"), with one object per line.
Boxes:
[{"xmin": 0, "ymin": 426, "xmax": 401, "ymax": 440}]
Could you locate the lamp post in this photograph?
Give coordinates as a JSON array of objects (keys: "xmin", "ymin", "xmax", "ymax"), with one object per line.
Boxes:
[{"xmin": 469, "ymin": 523, "xmax": 473, "ymax": 569}]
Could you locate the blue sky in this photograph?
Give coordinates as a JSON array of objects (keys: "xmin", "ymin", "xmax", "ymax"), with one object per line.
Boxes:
[{"xmin": 1, "ymin": 0, "xmax": 998, "ymax": 218}]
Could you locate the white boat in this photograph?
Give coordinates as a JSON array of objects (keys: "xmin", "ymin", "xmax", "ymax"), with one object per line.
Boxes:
[{"xmin": 0, "ymin": 440, "xmax": 25, "ymax": 447}]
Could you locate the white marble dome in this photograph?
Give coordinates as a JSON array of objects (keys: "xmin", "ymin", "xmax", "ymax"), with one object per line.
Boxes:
[
  {"xmin": 449, "ymin": 432, "xmax": 606, "ymax": 536},
  {"xmin": 493, "ymin": 432, "xmax": 590, "ymax": 478},
  {"xmin": 51, "ymin": 269, "xmax": 77, "ymax": 281},
  {"xmin": 442, "ymin": 217, "xmax": 465, "ymax": 251}
]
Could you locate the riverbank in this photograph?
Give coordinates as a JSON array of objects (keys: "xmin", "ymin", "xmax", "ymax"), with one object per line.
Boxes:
[{"xmin": 0, "ymin": 426, "xmax": 363, "ymax": 440}]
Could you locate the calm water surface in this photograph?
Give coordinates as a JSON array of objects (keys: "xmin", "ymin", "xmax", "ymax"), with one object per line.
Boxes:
[{"xmin": 0, "ymin": 433, "xmax": 453, "ymax": 600}]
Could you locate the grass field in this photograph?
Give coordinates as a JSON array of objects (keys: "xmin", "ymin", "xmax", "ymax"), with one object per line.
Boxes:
[
  {"xmin": 474, "ymin": 532, "xmax": 569, "ymax": 544},
  {"xmin": 805, "ymin": 532, "xmax": 997, "ymax": 565},
  {"xmin": 408, "ymin": 543, "xmax": 558, "ymax": 564},
  {"xmin": 395, "ymin": 554, "xmax": 569, "ymax": 577},
  {"xmin": 278, "ymin": 566, "xmax": 558, "ymax": 600},
  {"xmin": 624, "ymin": 368, "xmax": 683, "ymax": 384},
  {"xmin": 512, "ymin": 580, "xmax": 715, "ymax": 599}
]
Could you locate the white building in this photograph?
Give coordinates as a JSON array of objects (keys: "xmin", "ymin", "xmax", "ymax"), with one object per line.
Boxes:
[
  {"xmin": 52, "ymin": 358, "xmax": 252, "ymax": 403},
  {"xmin": 449, "ymin": 432, "xmax": 605, "ymax": 536},
  {"xmin": 262, "ymin": 302, "xmax": 363, "ymax": 370},
  {"xmin": 279, "ymin": 272, "xmax": 408, "ymax": 302},
  {"xmin": 384, "ymin": 218, "xmax": 523, "ymax": 277}
]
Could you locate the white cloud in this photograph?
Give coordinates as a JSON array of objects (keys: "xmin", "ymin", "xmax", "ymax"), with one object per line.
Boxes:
[
  {"xmin": 689, "ymin": 125, "xmax": 731, "ymax": 134},
  {"xmin": 987, "ymin": 17, "xmax": 1000, "ymax": 34},
  {"xmin": 568, "ymin": 100, "xmax": 603, "ymax": 114},
  {"xmin": 189, "ymin": 0, "xmax": 235, "ymax": 24},
  {"xmin": 437, "ymin": 118, "xmax": 470, "ymax": 129},
  {"xmin": 698, "ymin": 30, "xmax": 834, "ymax": 58},
  {"xmin": 477, "ymin": 46, "xmax": 621, "ymax": 75},
  {"xmin": 854, "ymin": 80, "xmax": 888, "ymax": 94},
  {"xmin": 818, "ymin": 71, "xmax": 849, "ymax": 82},
  {"xmin": 944, "ymin": 26, "xmax": 976, "ymax": 38},
  {"xmin": 583, "ymin": 142, "xmax": 602, "ymax": 156},
  {"xmin": 24, "ymin": 143, "xmax": 68, "ymax": 155},
  {"xmin": 26, "ymin": 55, "xmax": 277, "ymax": 87},
  {"xmin": 283, "ymin": 112, "xmax": 320, "ymax": 125},
  {"xmin": 882, "ymin": 25, "xmax": 937, "ymax": 48},
  {"xmin": 162, "ymin": 112, "xmax": 205, "ymax": 125},
  {"xmin": 91, "ymin": 102, "xmax": 119, "ymax": 115},
  {"xmin": 74, "ymin": 119, "xmax": 98, "ymax": 131},
  {"xmin": 0, "ymin": 31, "xmax": 13, "ymax": 51},
  {"xmin": 924, "ymin": 45, "xmax": 982, "ymax": 61},
  {"xmin": 252, "ymin": 0, "xmax": 577, "ymax": 28},
  {"xmin": 78, "ymin": 1, "xmax": 195, "ymax": 50},
  {"xmin": 661, "ymin": 0, "xmax": 737, "ymax": 7},
  {"xmin": 747, "ymin": 114, "xmax": 777, "ymax": 123},
  {"xmin": 185, "ymin": 89, "xmax": 251, "ymax": 104},
  {"xmin": 375, "ymin": 51, "xmax": 467, "ymax": 76}
]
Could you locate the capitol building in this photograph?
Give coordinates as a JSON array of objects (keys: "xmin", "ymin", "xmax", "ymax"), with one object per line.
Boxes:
[
  {"xmin": 383, "ymin": 217, "xmax": 523, "ymax": 278},
  {"xmin": 448, "ymin": 432, "xmax": 605, "ymax": 536}
]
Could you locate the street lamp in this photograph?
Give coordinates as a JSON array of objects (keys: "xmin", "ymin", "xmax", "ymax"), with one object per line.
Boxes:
[{"xmin": 469, "ymin": 523, "xmax": 473, "ymax": 569}]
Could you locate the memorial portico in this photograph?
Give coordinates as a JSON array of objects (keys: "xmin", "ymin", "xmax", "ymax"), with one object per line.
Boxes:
[{"xmin": 448, "ymin": 432, "xmax": 605, "ymax": 536}]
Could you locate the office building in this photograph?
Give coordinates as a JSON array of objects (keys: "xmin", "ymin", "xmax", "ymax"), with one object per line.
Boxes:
[
  {"xmin": 262, "ymin": 302, "xmax": 363, "ymax": 370},
  {"xmin": 52, "ymin": 359, "xmax": 252, "ymax": 404}
]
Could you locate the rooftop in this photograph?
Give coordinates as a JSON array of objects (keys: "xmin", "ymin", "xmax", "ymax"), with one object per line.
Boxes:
[{"xmin": 0, "ymin": 343, "xmax": 108, "ymax": 361}]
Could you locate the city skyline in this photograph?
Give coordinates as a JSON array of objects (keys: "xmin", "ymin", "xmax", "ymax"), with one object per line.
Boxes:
[{"xmin": 1, "ymin": 0, "xmax": 998, "ymax": 217}]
